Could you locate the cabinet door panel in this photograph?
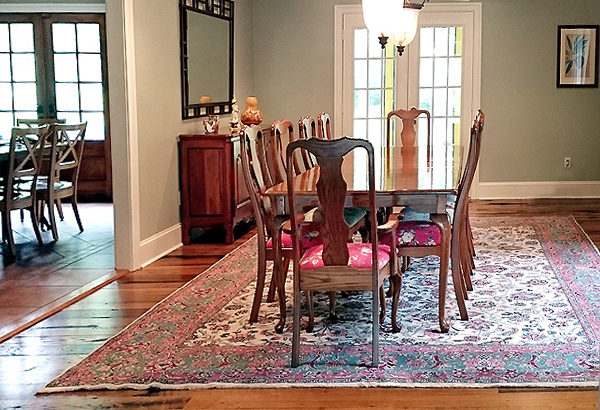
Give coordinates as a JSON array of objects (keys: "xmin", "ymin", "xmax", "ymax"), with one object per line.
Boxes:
[{"xmin": 188, "ymin": 147, "xmax": 223, "ymax": 216}]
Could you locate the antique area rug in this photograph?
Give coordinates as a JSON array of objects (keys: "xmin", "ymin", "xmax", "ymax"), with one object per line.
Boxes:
[{"xmin": 41, "ymin": 216, "xmax": 600, "ymax": 392}]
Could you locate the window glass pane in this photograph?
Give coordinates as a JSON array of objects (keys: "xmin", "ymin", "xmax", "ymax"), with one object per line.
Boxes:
[
  {"xmin": 416, "ymin": 117, "xmax": 429, "ymax": 146},
  {"xmin": 0, "ymin": 54, "xmax": 11, "ymax": 81},
  {"xmin": 432, "ymin": 117, "xmax": 448, "ymax": 147},
  {"xmin": 384, "ymin": 88, "xmax": 394, "ymax": 114},
  {"xmin": 0, "ymin": 82, "xmax": 12, "ymax": 110},
  {"xmin": 13, "ymin": 83, "xmax": 36, "ymax": 110},
  {"xmin": 434, "ymin": 57, "xmax": 448, "ymax": 87},
  {"xmin": 55, "ymin": 83, "xmax": 80, "ymax": 111},
  {"xmin": 368, "ymin": 59, "xmax": 382, "ymax": 88},
  {"xmin": 0, "ymin": 112, "xmax": 14, "ymax": 139},
  {"xmin": 57, "ymin": 111, "xmax": 81, "ymax": 124},
  {"xmin": 81, "ymin": 112, "xmax": 104, "ymax": 141},
  {"xmin": 419, "ymin": 88, "xmax": 432, "ymax": 112},
  {"xmin": 353, "ymin": 118, "xmax": 366, "ymax": 139},
  {"xmin": 53, "ymin": 23, "xmax": 77, "ymax": 52},
  {"xmin": 447, "ymin": 117, "xmax": 460, "ymax": 145},
  {"xmin": 54, "ymin": 53, "xmax": 78, "ymax": 82},
  {"xmin": 354, "ymin": 29, "xmax": 367, "ymax": 59},
  {"xmin": 12, "ymin": 54, "xmax": 36, "ymax": 82},
  {"xmin": 432, "ymin": 88, "xmax": 447, "ymax": 117},
  {"xmin": 368, "ymin": 32, "xmax": 383, "ymax": 58},
  {"xmin": 76, "ymin": 23, "xmax": 101, "ymax": 53},
  {"xmin": 434, "ymin": 27, "xmax": 449, "ymax": 57},
  {"xmin": 0, "ymin": 24, "xmax": 9, "ymax": 52},
  {"xmin": 79, "ymin": 54, "xmax": 102, "ymax": 82},
  {"xmin": 80, "ymin": 83, "xmax": 103, "ymax": 111},
  {"xmin": 448, "ymin": 87, "xmax": 461, "ymax": 117},
  {"xmin": 367, "ymin": 90, "xmax": 381, "ymax": 117},
  {"xmin": 354, "ymin": 59, "xmax": 367, "ymax": 88},
  {"xmin": 15, "ymin": 111, "xmax": 37, "ymax": 123},
  {"xmin": 420, "ymin": 27, "xmax": 434, "ymax": 57},
  {"xmin": 384, "ymin": 58, "xmax": 394, "ymax": 88},
  {"xmin": 453, "ymin": 26, "xmax": 463, "ymax": 56},
  {"xmin": 419, "ymin": 57, "xmax": 433, "ymax": 88},
  {"xmin": 10, "ymin": 24, "xmax": 34, "ymax": 52},
  {"xmin": 448, "ymin": 57, "xmax": 462, "ymax": 87},
  {"xmin": 354, "ymin": 90, "xmax": 367, "ymax": 118},
  {"xmin": 368, "ymin": 118, "xmax": 382, "ymax": 147}
]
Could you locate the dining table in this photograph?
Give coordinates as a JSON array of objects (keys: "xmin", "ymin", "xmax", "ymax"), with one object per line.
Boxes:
[{"xmin": 264, "ymin": 142, "xmax": 465, "ymax": 332}]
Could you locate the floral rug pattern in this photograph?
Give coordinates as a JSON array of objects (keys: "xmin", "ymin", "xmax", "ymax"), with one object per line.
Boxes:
[{"xmin": 42, "ymin": 216, "xmax": 600, "ymax": 392}]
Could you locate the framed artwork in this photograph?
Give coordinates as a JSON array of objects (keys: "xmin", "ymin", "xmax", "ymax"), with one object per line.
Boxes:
[{"xmin": 557, "ymin": 25, "xmax": 599, "ymax": 88}]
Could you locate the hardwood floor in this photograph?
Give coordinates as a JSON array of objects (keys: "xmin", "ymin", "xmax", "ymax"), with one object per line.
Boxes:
[
  {"xmin": 0, "ymin": 203, "xmax": 119, "ymax": 344},
  {"xmin": 1, "ymin": 199, "xmax": 599, "ymax": 409}
]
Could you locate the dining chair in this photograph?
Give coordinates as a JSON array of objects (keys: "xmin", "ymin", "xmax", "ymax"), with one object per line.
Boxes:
[
  {"xmin": 240, "ymin": 125, "xmax": 323, "ymax": 333},
  {"xmin": 384, "ymin": 110, "xmax": 485, "ymax": 331},
  {"xmin": 317, "ymin": 112, "xmax": 333, "ymax": 140},
  {"xmin": 286, "ymin": 136, "xmax": 401, "ymax": 367},
  {"xmin": 36, "ymin": 122, "xmax": 87, "ymax": 241},
  {"xmin": 385, "ymin": 107, "xmax": 431, "ymax": 148},
  {"xmin": 1, "ymin": 126, "xmax": 49, "ymax": 257}
]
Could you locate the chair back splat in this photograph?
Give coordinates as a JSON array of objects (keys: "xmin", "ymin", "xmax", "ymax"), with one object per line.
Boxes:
[
  {"xmin": 386, "ymin": 107, "xmax": 430, "ymax": 148},
  {"xmin": 298, "ymin": 116, "xmax": 317, "ymax": 169},
  {"xmin": 286, "ymin": 137, "xmax": 399, "ymax": 368},
  {"xmin": 317, "ymin": 112, "xmax": 332, "ymax": 140}
]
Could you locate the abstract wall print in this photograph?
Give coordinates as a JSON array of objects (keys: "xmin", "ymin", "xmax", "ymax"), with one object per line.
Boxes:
[{"xmin": 557, "ymin": 25, "xmax": 599, "ymax": 87}]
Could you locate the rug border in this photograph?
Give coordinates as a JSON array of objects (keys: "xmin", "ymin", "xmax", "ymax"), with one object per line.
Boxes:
[{"xmin": 36, "ymin": 237, "xmax": 258, "ymax": 395}]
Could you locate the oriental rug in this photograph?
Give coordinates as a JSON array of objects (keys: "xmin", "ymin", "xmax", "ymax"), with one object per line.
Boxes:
[{"xmin": 41, "ymin": 216, "xmax": 600, "ymax": 392}]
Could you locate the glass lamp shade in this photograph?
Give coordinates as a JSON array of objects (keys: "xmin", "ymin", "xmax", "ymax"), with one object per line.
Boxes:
[
  {"xmin": 361, "ymin": 0, "xmax": 403, "ymax": 37},
  {"xmin": 388, "ymin": 6, "xmax": 420, "ymax": 47}
]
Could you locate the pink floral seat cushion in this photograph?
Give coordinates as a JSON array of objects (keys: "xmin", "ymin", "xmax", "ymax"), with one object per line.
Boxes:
[
  {"xmin": 380, "ymin": 220, "xmax": 442, "ymax": 247},
  {"xmin": 266, "ymin": 232, "xmax": 321, "ymax": 249},
  {"xmin": 299, "ymin": 243, "xmax": 391, "ymax": 270}
]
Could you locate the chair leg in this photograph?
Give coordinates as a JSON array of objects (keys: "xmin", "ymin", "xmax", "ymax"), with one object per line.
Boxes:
[
  {"xmin": 305, "ymin": 291, "xmax": 314, "ymax": 333},
  {"xmin": 390, "ymin": 273, "xmax": 402, "ymax": 332},
  {"xmin": 378, "ymin": 286, "xmax": 386, "ymax": 324},
  {"xmin": 3, "ymin": 210, "xmax": 16, "ymax": 257},
  {"xmin": 29, "ymin": 206, "xmax": 44, "ymax": 246},
  {"xmin": 328, "ymin": 291, "xmax": 339, "ymax": 322},
  {"xmin": 71, "ymin": 197, "xmax": 84, "ymax": 232},
  {"xmin": 273, "ymin": 231, "xmax": 287, "ymax": 334},
  {"xmin": 438, "ymin": 241, "xmax": 450, "ymax": 333},
  {"xmin": 371, "ymin": 285, "xmax": 379, "ymax": 367},
  {"xmin": 249, "ymin": 246, "xmax": 267, "ymax": 323},
  {"xmin": 47, "ymin": 199, "xmax": 59, "ymax": 241},
  {"xmin": 56, "ymin": 199, "xmax": 64, "ymax": 221},
  {"xmin": 291, "ymin": 285, "xmax": 301, "ymax": 367}
]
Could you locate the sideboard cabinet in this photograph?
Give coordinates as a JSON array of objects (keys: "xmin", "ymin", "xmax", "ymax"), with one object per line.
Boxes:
[{"xmin": 178, "ymin": 134, "xmax": 252, "ymax": 244}]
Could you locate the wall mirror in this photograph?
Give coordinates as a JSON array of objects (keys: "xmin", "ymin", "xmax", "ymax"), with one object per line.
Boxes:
[{"xmin": 180, "ymin": 0, "xmax": 234, "ymax": 119}]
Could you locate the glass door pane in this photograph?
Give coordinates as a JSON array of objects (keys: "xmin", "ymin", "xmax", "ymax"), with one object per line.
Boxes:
[
  {"xmin": 0, "ymin": 22, "xmax": 38, "ymax": 139},
  {"xmin": 52, "ymin": 22, "xmax": 105, "ymax": 141}
]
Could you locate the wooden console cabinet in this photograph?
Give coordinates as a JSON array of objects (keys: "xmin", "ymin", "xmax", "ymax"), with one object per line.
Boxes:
[{"xmin": 178, "ymin": 134, "xmax": 252, "ymax": 244}]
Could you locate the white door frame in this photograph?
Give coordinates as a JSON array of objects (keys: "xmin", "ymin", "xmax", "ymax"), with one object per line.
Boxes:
[{"xmin": 334, "ymin": 3, "xmax": 482, "ymax": 197}]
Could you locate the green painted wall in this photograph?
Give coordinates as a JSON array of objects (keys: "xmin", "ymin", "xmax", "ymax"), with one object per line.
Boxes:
[{"xmin": 251, "ymin": 0, "xmax": 600, "ymax": 183}]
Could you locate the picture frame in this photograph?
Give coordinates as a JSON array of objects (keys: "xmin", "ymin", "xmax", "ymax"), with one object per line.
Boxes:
[{"xmin": 557, "ymin": 25, "xmax": 599, "ymax": 88}]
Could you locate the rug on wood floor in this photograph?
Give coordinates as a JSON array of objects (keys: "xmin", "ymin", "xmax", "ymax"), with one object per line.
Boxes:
[{"xmin": 41, "ymin": 216, "xmax": 600, "ymax": 392}]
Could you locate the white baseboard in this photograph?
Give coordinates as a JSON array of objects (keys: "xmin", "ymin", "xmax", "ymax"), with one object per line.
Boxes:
[
  {"xmin": 138, "ymin": 224, "xmax": 183, "ymax": 269},
  {"xmin": 477, "ymin": 181, "xmax": 600, "ymax": 199}
]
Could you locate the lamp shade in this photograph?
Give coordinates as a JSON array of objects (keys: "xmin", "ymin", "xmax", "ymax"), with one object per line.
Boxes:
[
  {"xmin": 361, "ymin": 0, "xmax": 403, "ymax": 37},
  {"xmin": 388, "ymin": 6, "xmax": 420, "ymax": 47}
]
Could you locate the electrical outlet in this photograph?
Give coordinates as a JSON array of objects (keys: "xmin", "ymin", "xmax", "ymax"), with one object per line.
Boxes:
[{"xmin": 564, "ymin": 157, "xmax": 571, "ymax": 169}]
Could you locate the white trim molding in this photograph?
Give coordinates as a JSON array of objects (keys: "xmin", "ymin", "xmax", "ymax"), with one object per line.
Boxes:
[
  {"xmin": 478, "ymin": 181, "xmax": 600, "ymax": 199},
  {"xmin": 139, "ymin": 224, "xmax": 183, "ymax": 269},
  {"xmin": 0, "ymin": 3, "xmax": 106, "ymax": 13}
]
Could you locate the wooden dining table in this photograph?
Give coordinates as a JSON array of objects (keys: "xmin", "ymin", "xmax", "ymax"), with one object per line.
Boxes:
[{"xmin": 264, "ymin": 142, "xmax": 464, "ymax": 332}]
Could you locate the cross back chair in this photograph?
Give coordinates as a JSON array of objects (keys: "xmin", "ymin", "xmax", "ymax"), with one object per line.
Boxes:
[
  {"xmin": 317, "ymin": 112, "xmax": 333, "ymax": 140},
  {"xmin": 386, "ymin": 107, "xmax": 431, "ymax": 148},
  {"xmin": 1, "ymin": 126, "xmax": 49, "ymax": 257},
  {"xmin": 286, "ymin": 137, "xmax": 401, "ymax": 368},
  {"xmin": 36, "ymin": 122, "xmax": 87, "ymax": 241}
]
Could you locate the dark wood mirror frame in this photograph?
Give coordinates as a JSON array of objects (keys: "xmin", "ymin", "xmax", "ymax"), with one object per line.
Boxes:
[{"xmin": 179, "ymin": 0, "xmax": 234, "ymax": 119}]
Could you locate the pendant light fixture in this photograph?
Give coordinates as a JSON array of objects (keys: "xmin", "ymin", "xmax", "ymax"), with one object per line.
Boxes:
[{"xmin": 361, "ymin": 0, "xmax": 427, "ymax": 56}]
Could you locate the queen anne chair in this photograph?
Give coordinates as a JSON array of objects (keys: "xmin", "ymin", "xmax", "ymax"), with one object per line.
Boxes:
[
  {"xmin": 286, "ymin": 137, "xmax": 401, "ymax": 367},
  {"xmin": 298, "ymin": 116, "xmax": 317, "ymax": 169},
  {"xmin": 1, "ymin": 126, "xmax": 49, "ymax": 257},
  {"xmin": 384, "ymin": 110, "xmax": 485, "ymax": 332},
  {"xmin": 385, "ymin": 107, "xmax": 431, "ymax": 148}
]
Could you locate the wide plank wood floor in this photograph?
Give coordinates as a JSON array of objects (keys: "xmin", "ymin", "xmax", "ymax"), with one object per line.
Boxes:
[{"xmin": 1, "ymin": 199, "xmax": 599, "ymax": 409}]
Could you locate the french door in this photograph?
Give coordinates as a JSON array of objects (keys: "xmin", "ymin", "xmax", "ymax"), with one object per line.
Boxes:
[{"xmin": 0, "ymin": 13, "xmax": 111, "ymax": 200}]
